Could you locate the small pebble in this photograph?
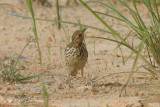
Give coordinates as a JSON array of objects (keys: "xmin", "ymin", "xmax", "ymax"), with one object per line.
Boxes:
[
  {"xmin": 77, "ymin": 86, "xmax": 88, "ymax": 92},
  {"xmin": 35, "ymin": 99, "xmax": 44, "ymax": 103},
  {"xmin": 30, "ymin": 88, "xmax": 41, "ymax": 95},
  {"xmin": 15, "ymin": 84, "xmax": 23, "ymax": 87},
  {"xmin": 43, "ymin": 82, "xmax": 51, "ymax": 85},
  {"xmin": 9, "ymin": 10, "xmax": 19, "ymax": 15},
  {"xmin": 0, "ymin": 95, "xmax": 5, "ymax": 102}
]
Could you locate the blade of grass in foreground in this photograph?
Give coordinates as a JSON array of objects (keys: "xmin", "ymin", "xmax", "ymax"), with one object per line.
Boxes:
[
  {"xmin": 0, "ymin": 3, "xmax": 12, "ymax": 6},
  {"xmin": 15, "ymin": 40, "xmax": 31, "ymax": 68},
  {"xmin": 26, "ymin": 0, "xmax": 42, "ymax": 64},
  {"xmin": 42, "ymin": 83, "xmax": 48, "ymax": 107}
]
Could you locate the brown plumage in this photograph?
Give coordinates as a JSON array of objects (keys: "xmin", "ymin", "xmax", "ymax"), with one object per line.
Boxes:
[{"xmin": 65, "ymin": 28, "xmax": 88, "ymax": 77}]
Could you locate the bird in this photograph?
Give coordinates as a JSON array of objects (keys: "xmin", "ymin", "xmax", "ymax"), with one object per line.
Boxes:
[{"xmin": 65, "ymin": 28, "xmax": 88, "ymax": 78}]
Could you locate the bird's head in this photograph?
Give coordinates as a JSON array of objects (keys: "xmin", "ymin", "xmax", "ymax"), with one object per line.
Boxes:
[{"xmin": 71, "ymin": 28, "xmax": 87, "ymax": 47}]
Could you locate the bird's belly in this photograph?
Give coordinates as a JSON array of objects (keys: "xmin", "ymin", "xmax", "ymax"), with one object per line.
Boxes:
[
  {"xmin": 74, "ymin": 59, "xmax": 87, "ymax": 70},
  {"xmin": 67, "ymin": 58, "xmax": 87, "ymax": 71}
]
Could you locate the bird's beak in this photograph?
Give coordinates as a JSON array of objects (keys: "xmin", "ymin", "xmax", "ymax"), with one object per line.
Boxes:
[{"xmin": 82, "ymin": 28, "xmax": 87, "ymax": 33}]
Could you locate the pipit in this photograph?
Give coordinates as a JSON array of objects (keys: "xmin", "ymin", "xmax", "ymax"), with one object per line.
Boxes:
[{"xmin": 65, "ymin": 28, "xmax": 88, "ymax": 78}]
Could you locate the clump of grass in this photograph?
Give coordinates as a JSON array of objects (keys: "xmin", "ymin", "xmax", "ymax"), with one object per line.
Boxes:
[
  {"xmin": 0, "ymin": 58, "xmax": 23, "ymax": 83},
  {"xmin": 0, "ymin": 40, "xmax": 36, "ymax": 83},
  {"xmin": 78, "ymin": 0, "xmax": 160, "ymax": 91}
]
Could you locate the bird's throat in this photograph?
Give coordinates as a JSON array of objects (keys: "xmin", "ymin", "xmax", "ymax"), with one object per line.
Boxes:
[{"xmin": 71, "ymin": 42, "xmax": 82, "ymax": 47}]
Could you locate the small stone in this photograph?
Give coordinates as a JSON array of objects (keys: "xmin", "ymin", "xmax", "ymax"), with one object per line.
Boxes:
[
  {"xmin": 91, "ymin": 75, "xmax": 98, "ymax": 80},
  {"xmin": 9, "ymin": 10, "xmax": 19, "ymax": 15},
  {"xmin": 19, "ymin": 56, "xmax": 27, "ymax": 60},
  {"xmin": 114, "ymin": 101, "xmax": 128, "ymax": 107},
  {"xmin": 37, "ymin": 82, "xmax": 42, "ymax": 87},
  {"xmin": 132, "ymin": 102, "xmax": 142, "ymax": 107},
  {"xmin": 47, "ymin": 37, "xmax": 53, "ymax": 42},
  {"xmin": 0, "ymin": 27, "xmax": 6, "ymax": 30},
  {"xmin": 116, "ymin": 52, "xmax": 121, "ymax": 57},
  {"xmin": 7, "ymin": 98, "xmax": 14, "ymax": 103},
  {"xmin": 88, "ymin": 86, "xmax": 98, "ymax": 93},
  {"xmin": 0, "ymin": 95, "xmax": 5, "ymax": 102},
  {"xmin": 15, "ymin": 84, "xmax": 23, "ymax": 87},
  {"xmin": 65, "ymin": 95, "xmax": 72, "ymax": 98},
  {"xmin": 49, "ymin": 87, "xmax": 56, "ymax": 93},
  {"xmin": 43, "ymin": 82, "xmax": 51, "ymax": 85},
  {"xmin": 1, "ymin": 87, "xmax": 9, "ymax": 93},
  {"xmin": 16, "ymin": 37, "xmax": 22, "ymax": 41},
  {"xmin": 35, "ymin": 99, "xmax": 43, "ymax": 103},
  {"xmin": 77, "ymin": 86, "xmax": 88, "ymax": 92},
  {"xmin": 58, "ymin": 83, "xmax": 64, "ymax": 89},
  {"xmin": 8, "ymin": 47, "xmax": 11, "ymax": 49},
  {"xmin": 68, "ymin": 12, "xmax": 74, "ymax": 16},
  {"xmin": 103, "ymin": 104, "xmax": 109, "ymax": 107},
  {"xmin": 116, "ymin": 65, "xmax": 120, "ymax": 67},
  {"xmin": 137, "ymin": 91, "xmax": 145, "ymax": 96},
  {"xmin": 3, "ymin": 60, "xmax": 9, "ymax": 65},
  {"xmin": 100, "ymin": 9, "xmax": 108, "ymax": 13},
  {"xmin": 8, "ymin": 86, "xmax": 16, "ymax": 90},
  {"xmin": 20, "ymin": 90, "xmax": 25, "ymax": 96},
  {"xmin": 99, "ymin": 90, "xmax": 108, "ymax": 94},
  {"xmin": 30, "ymin": 88, "xmax": 41, "ymax": 95}
]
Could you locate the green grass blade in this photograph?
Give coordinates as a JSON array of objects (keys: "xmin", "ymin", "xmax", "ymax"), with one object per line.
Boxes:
[
  {"xmin": 123, "ymin": 20, "xmax": 160, "ymax": 89},
  {"xmin": 15, "ymin": 40, "xmax": 31, "ymax": 68},
  {"xmin": 94, "ymin": 11, "xmax": 125, "ymax": 22},
  {"xmin": 42, "ymin": 83, "xmax": 48, "ymax": 107},
  {"xmin": 95, "ymin": 71, "xmax": 151, "ymax": 82},
  {"xmin": 0, "ymin": 3, "xmax": 12, "ymax": 5},
  {"xmin": 26, "ymin": 0, "xmax": 42, "ymax": 64},
  {"xmin": 10, "ymin": 13, "xmax": 112, "ymax": 34}
]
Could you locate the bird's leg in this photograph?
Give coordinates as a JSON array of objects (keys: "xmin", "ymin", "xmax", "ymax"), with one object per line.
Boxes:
[
  {"xmin": 65, "ymin": 71, "xmax": 71, "ymax": 83},
  {"xmin": 67, "ymin": 70, "xmax": 77, "ymax": 87},
  {"xmin": 65, "ymin": 71, "xmax": 72, "ymax": 88},
  {"xmin": 81, "ymin": 69, "xmax": 83, "ymax": 77}
]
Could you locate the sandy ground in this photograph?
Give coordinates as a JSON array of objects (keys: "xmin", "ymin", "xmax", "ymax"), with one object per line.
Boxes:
[{"xmin": 0, "ymin": 0, "xmax": 160, "ymax": 107}]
